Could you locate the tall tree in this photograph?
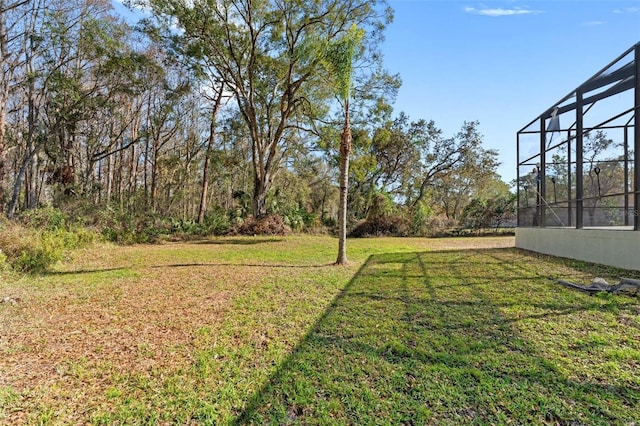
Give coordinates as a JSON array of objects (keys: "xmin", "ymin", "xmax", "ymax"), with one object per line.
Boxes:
[
  {"xmin": 6, "ymin": 0, "xmax": 42, "ymax": 217},
  {"xmin": 430, "ymin": 140, "xmax": 501, "ymax": 219},
  {"xmin": 0, "ymin": 0, "xmax": 30, "ymax": 211},
  {"xmin": 35, "ymin": 0, "xmax": 149, "ymax": 204},
  {"xmin": 197, "ymin": 83, "xmax": 225, "ymax": 224},
  {"xmin": 324, "ymin": 24, "xmax": 362, "ymax": 265},
  {"xmin": 137, "ymin": 0, "xmax": 392, "ymax": 217}
]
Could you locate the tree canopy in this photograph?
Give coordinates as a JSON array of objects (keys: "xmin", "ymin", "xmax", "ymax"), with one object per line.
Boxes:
[{"xmin": 0, "ymin": 0, "xmax": 513, "ymax": 241}]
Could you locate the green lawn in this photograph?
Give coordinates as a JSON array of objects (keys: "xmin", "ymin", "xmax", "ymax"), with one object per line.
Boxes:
[{"xmin": 1, "ymin": 235, "xmax": 639, "ymax": 425}]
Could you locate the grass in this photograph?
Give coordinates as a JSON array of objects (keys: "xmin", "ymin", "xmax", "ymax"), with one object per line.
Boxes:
[{"xmin": 1, "ymin": 235, "xmax": 639, "ymax": 424}]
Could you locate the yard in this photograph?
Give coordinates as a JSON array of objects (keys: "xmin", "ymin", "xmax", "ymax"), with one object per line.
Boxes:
[{"xmin": 1, "ymin": 235, "xmax": 639, "ymax": 424}]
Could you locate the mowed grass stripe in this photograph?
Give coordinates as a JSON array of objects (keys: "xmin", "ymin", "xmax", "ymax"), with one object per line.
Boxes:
[{"xmin": 240, "ymin": 247, "xmax": 640, "ymax": 425}]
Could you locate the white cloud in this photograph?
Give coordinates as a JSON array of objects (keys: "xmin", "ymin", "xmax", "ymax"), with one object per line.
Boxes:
[
  {"xmin": 582, "ymin": 20, "xmax": 606, "ymax": 26},
  {"xmin": 464, "ymin": 6, "xmax": 542, "ymax": 17},
  {"xmin": 613, "ymin": 7, "xmax": 640, "ymax": 14}
]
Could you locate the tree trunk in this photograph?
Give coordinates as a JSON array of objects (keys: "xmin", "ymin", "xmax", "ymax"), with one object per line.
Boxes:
[
  {"xmin": 117, "ymin": 142, "xmax": 125, "ymax": 207},
  {"xmin": 150, "ymin": 159, "xmax": 157, "ymax": 212},
  {"xmin": 252, "ymin": 173, "xmax": 269, "ymax": 217},
  {"xmin": 249, "ymin": 136, "xmax": 275, "ymax": 218},
  {"xmin": 128, "ymin": 144, "xmax": 136, "ymax": 207},
  {"xmin": 7, "ymin": 147, "xmax": 37, "ymax": 218},
  {"xmin": 198, "ymin": 151, "xmax": 211, "ymax": 225},
  {"xmin": 0, "ymin": 100, "xmax": 6, "ymax": 213},
  {"xmin": 105, "ymin": 155, "xmax": 112, "ymax": 203},
  {"xmin": 128, "ymin": 114, "xmax": 140, "ymax": 208},
  {"xmin": 151, "ymin": 141, "xmax": 158, "ymax": 213},
  {"xmin": 8, "ymin": 56, "xmax": 37, "ymax": 218},
  {"xmin": 198, "ymin": 85, "xmax": 224, "ymax": 224},
  {"xmin": 198, "ymin": 138, "xmax": 212, "ymax": 224},
  {"xmin": 0, "ymin": 3, "xmax": 8, "ymax": 213},
  {"xmin": 336, "ymin": 106, "xmax": 352, "ymax": 265},
  {"xmin": 143, "ymin": 133, "xmax": 150, "ymax": 207},
  {"xmin": 0, "ymin": 55, "xmax": 6, "ymax": 211},
  {"xmin": 26, "ymin": 31, "xmax": 37, "ymax": 210}
]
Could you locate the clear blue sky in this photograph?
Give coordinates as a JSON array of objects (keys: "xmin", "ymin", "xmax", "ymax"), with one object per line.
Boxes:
[{"xmin": 382, "ymin": 0, "xmax": 640, "ymax": 183}]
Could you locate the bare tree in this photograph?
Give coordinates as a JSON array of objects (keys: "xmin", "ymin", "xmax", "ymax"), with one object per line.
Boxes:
[
  {"xmin": 0, "ymin": 0, "xmax": 31, "ymax": 211},
  {"xmin": 198, "ymin": 82, "xmax": 225, "ymax": 224}
]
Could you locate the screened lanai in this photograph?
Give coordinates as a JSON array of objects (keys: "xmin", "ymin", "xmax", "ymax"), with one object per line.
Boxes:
[{"xmin": 515, "ymin": 42, "xmax": 640, "ymax": 270}]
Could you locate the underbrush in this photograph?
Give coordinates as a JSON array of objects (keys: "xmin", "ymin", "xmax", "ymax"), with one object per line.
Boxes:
[
  {"xmin": 431, "ymin": 227, "xmax": 516, "ymax": 238},
  {"xmin": 232, "ymin": 214, "xmax": 291, "ymax": 236},
  {"xmin": 0, "ymin": 209, "xmax": 99, "ymax": 273},
  {"xmin": 348, "ymin": 215, "xmax": 411, "ymax": 238},
  {"xmin": 96, "ymin": 206, "xmax": 234, "ymax": 244},
  {"xmin": 0, "ymin": 206, "xmax": 298, "ymax": 268},
  {"xmin": 347, "ymin": 212, "xmax": 515, "ymax": 239},
  {"xmin": 0, "ymin": 203, "xmax": 512, "ymax": 270}
]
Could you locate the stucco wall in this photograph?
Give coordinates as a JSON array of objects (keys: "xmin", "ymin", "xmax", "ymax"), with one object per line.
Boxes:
[{"xmin": 516, "ymin": 228, "xmax": 640, "ymax": 271}]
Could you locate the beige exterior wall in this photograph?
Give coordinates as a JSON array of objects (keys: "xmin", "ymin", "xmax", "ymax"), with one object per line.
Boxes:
[{"xmin": 516, "ymin": 228, "xmax": 640, "ymax": 271}]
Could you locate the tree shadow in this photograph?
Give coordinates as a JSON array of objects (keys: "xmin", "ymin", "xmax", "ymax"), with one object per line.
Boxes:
[
  {"xmin": 151, "ymin": 262, "xmax": 334, "ymax": 269},
  {"xmin": 41, "ymin": 267, "xmax": 127, "ymax": 276},
  {"xmin": 234, "ymin": 247, "xmax": 639, "ymax": 424},
  {"xmin": 193, "ymin": 237, "xmax": 284, "ymax": 245}
]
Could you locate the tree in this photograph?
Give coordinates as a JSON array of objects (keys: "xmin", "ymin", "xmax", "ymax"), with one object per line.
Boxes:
[
  {"xmin": 352, "ymin": 118, "xmax": 496, "ymax": 214},
  {"xmin": 582, "ymin": 130, "xmax": 624, "ymax": 226},
  {"xmin": 5, "ymin": 0, "xmax": 42, "ymax": 217},
  {"xmin": 197, "ymin": 83, "xmax": 225, "ymax": 224},
  {"xmin": 0, "ymin": 0, "xmax": 31, "ymax": 211},
  {"xmin": 345, "ymin": 114, "xmax": 419, "ymax": 219},
  {"xmin": 460, "ymin": 193, "xmax": 516, "ymax": 230},
  {"xmin": 137, "ymin": 0, "xmax": 392, "ymax": 217},
  {"xmin": 409, "ymin": 121, "xmax": 494, "ymax": 209},
  {"xmin": 34, "ymin": 1, "xmax": 152, "ymax": 205},
  {"xmin": 323, "ymin": 24, "xmax": 363, "ymax": 265},
  {"xmin": 430, "ymin": 152, "xmax": 502, "ymax": 220}
]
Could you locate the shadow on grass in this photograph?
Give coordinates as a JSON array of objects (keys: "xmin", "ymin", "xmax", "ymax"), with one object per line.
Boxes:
[
  {"xmin": 151, "ymin": 262, "xmax": 334, "ymax": 269},
  {"xmin": 41, "ymin": 267, "xmax": 127, "ymax": 276},
  {"xmin": 235, "ymin": 247, "xmax": 640, "ymax": 425},
  {"xmin": 193, "ymin": 237, "xmax": 284, "ymax": 245}
]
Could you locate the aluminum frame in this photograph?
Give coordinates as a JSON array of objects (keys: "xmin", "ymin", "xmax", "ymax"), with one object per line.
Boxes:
[{"xmin": 516, "ymin": 42, "xmax": 640, "ymax": 231}]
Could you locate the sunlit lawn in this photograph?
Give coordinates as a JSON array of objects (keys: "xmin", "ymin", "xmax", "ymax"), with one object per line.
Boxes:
[{"xmin": 1, "ymin": 235, "xmax": 639, "ymax": 424}]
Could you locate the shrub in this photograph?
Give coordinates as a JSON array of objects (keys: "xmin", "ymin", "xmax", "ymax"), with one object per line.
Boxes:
[
  {"xmin": 348, "ymin": 215, "xmax": 411, "ymax": 238},
  {"xmin": 95, "ymin": 205, "xmax": 233, "ymax": 243},
  {"xmin": 53, "ymin": 227, "xmax": 99, "ymax": 250},
  {"xmin": 0, "ymin": 213, "xmax": 97, "ymax": 272},
  {"xmin": 95, "ymin": 207, "xmax": 156, "ymax": 244},
  {"xmin": 0, "ymin": 225, "xmax": 60, "ymax": 272},
  {"xmin": 12, "ymin": 240, "xmax": 63, "ymax": 272},
  {"xmin": 201, "ymin": 208, "xmax": 231, "ymax": 236},
  {"xmin": 322, "ymin": 216, "xmax": 337, "ymax": 229},
  {"xmin": 425, "ymin": 215, "xmax": 458, "ymax": 237},
  {"xmin": 282, "ymin": 208, "xmax": 320, "ymax": 233},
  {"xmin": 460, "ymin": 195, "xmax": 516, "ymax": 231},
  {"xmin": 411, "ymin": 200, "xmax": 433, "ymax": 236},
  {"xmin": 171, "ymin": 218, "xmax": 201, "ymax": 235},
  {"xmin": 0, "ymin": 249, "xmax": 8, "ymax": 271},
  {"xmin": 233, "ymin": 215, "xmax": 291, "ymax": 236},
  {"xmin": 20, "ymin": 207, "xmax": 68, "ymax": 231}
]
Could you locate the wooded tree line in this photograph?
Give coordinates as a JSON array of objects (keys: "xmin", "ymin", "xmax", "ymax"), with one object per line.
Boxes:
[{"xmin": 0, "ymin": 0, "xmax": 513, "ymax": 237}]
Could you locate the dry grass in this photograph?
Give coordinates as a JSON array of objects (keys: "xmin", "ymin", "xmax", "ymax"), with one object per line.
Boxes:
[{"xmin": 1, "ymin": 240, "xmax": 280, "ymax": 422}]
